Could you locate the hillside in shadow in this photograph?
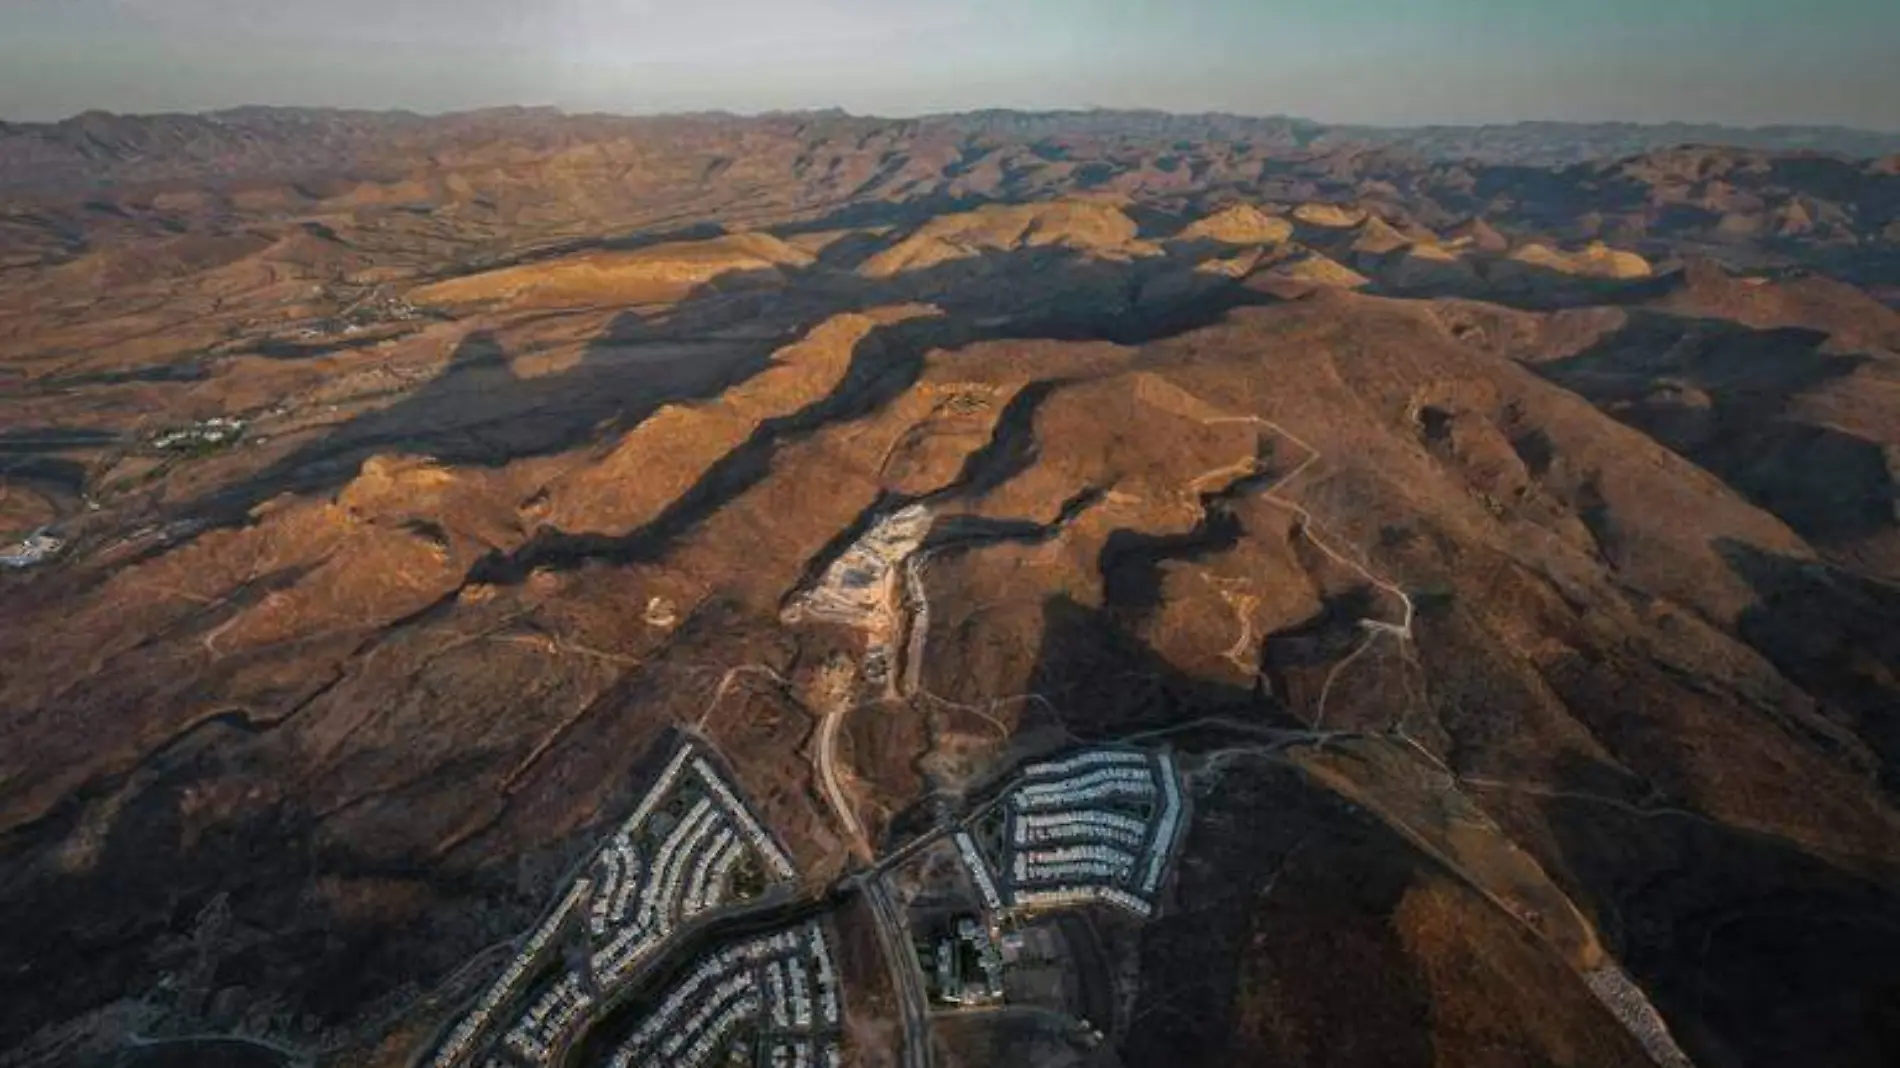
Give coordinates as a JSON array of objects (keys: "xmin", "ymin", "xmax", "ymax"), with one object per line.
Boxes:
[
  {"xmin": 183, "ymin": 232, "xmax": 1283, "ymax": 545},
  {"xmin": 1534, "ymin": 311, "xmax": 1894, "ymax": 554}
]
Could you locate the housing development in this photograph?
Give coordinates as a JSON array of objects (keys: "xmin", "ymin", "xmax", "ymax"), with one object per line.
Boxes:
[
  {"xmin": 424, "ymin": 743, "xmax": 799, "ymax": 1068},
  {"xmin": 961, "ymin": 748, "xmax": 1187, "ymax": 919},
  {"xmin": 906, "ymin": 746, "xmax": 1192, "ymax": 1022},
  {"xmin": 7, "ymin": 87, "xmax": 1884, "ymax": 1068},
  {"xmin": 419, "ymin": 736, "xmax": 1191, "ymax": 1068},
  {"xmin": 604, "ymin": 922, "xmax": 844, "ymax": 1068}
]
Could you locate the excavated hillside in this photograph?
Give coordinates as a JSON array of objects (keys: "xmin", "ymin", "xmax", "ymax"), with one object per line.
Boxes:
[{"xmin": 1, "ymin": 112, "xmax": 1898, "ymax": 1068}]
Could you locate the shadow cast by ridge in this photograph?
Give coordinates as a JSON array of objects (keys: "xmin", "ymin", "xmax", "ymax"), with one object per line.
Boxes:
[{"xmin": 1535, "ymin": 309, "xmax": 1894, "ymax": 553}]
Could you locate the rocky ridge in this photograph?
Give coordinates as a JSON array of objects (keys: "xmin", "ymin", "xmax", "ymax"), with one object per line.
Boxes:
[{"xmin": 0, "ymin": 112, "xmax": 1897, "ymax": 1068}]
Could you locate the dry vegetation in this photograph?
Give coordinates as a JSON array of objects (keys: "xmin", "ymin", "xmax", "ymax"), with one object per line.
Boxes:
[{"xmin": 1, "ymin": 109, "xmax": 1897, "ymax": 1068}]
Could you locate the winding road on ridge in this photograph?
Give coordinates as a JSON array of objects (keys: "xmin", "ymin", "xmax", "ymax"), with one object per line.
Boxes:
[{"xmin": 796, "ymin": 399, "xmax": 1428, "ymax": 1068}]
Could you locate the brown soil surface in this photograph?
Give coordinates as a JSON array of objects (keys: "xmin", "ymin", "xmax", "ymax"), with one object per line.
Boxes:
[{"xmin": 1, "ymin": 111, "xmax": 1897, "ymax": 1068}]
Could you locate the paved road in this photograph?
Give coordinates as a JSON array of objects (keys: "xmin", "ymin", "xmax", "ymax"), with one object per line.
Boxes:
[
  {"xmin": 805, "ymin": 638, "xmax": 928, "ymax": 1067},
  {"xmin": 864, "ymin": 874, "xmax": 934, "ymax": 1068}
]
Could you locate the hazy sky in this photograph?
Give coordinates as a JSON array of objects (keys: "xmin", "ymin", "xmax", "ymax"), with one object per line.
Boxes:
[{"xmin": 3, "ymin": 0, "xmax": 1897, "ymax": 128}]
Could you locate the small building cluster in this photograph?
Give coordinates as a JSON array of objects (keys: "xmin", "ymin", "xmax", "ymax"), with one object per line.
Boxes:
[
  {"xmin": 1, "ymin": 530, "xmax": 63, "ymax": 569},
  {"xmin": 151, "ymin": 417, "xmax": 245, "ymax": 452},
  {"xmin": 925, "ymin": 915, "xmax": 1005, "ymax": 1008},
  {"xmin": 428, "ymin": 743, "xmax": 800, "ymax": 1068},
  {"xmin": 296, "ymin": 288, "xmax": 425, "ymax": 338},
  {"xmin": 955, "ymin": 831, "xmax": 1002, "ymax": 911},
  {"xmin": 429, "ymin": 879, "xmax": 592, "ymax": 1068},
  {"xmin": 502, "ymin": 972, "xmax": 592, "ymax": 1065},
  {"xmin": 348, "ymin": 289, "xmax": 424, "ymax": 324},
  {"xmin": 1012, "ymin": 761, "xmax": 1155, "ymax": 811},
  {"xmin": 1010, "ymin": 842, "xmax": 1136, "ymax": 884},
  {"xmin": 605, "ymin": 921, "xmax": 844, "ymax": 1068},
  {"xmin": 590, "ymin": 752, "xmax": 797, "ymax": 988},
  {"xmin": 959, "ymin": 748, "xmax": 1188, "ymax": 922}
]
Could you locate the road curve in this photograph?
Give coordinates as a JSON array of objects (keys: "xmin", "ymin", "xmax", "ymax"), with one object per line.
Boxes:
[{"xmin": 815, "ymin": 698, "xmax": 870, "ymax": 860}]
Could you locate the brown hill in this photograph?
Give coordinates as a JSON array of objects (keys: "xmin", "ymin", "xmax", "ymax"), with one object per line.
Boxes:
[
  {"xmin": 1501, "ymin": 240, "xmax": 1654, "ymax": 281},
  {"xmin": 0, "ymin": 111, "xmax": 1897, "ymax": 1068},
  {"xmin": 1350, "ymin": 215, "xmax": 1413, "ymax": 256},
  {"xmin": 1259, "ymin": 248, "xmax": 1372, "ymax": 289},
  {"xmin": 1383, "ymin": 241, "xmax": 1482, "ymax": 290},
  {"xmin": 1293, "ymin": 201, "xmax": 1368, "ymax": 228},
  {"xmin": 1175, "ymin": 203, "xmax": 1296, "ymax": 246},
  {"xmin": 858, "ymin": 199, "xmax": 1149, "ymax": 278},
  {"xmin": 1447, "ymin": 217, "xmax": 1510, "ymax": 253},
  {"xmin": 413, "ymin": 231, "xmax": 814, "ymax": 307}
]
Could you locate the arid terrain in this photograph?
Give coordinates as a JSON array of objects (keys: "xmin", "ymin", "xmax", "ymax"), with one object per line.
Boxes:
[{"xmin": 2, "ymin": 108, "xmax": 1898, "ymax": 1068}]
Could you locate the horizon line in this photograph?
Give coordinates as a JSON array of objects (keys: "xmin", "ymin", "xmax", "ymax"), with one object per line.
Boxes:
[{"xmin": 6, "ymin": 102, "xmax": 1898, "ymax": 138}]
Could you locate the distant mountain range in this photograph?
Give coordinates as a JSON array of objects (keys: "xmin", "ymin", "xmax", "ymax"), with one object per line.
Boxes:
[
  {"xmin": 2, "ymin": 106, "xmax": 1898, "ymax": 198},
  {"xmin": 933, "ymin": 109, "xmax": 1900, "ymax": 164},
  {"xmin": 4, "ymin": 93, "xmax": 1900, "ymax": 1068}
]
